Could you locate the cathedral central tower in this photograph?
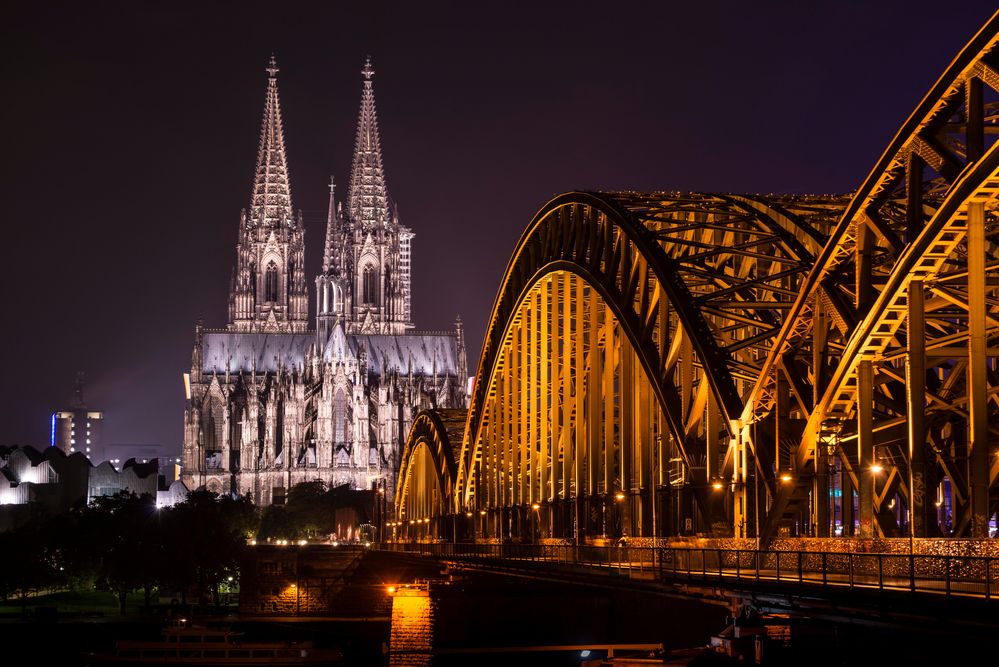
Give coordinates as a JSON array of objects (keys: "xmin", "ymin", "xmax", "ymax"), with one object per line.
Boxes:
[{"xmin": 228, "ymin": 57, "xmax": 308, "ymax": 333}]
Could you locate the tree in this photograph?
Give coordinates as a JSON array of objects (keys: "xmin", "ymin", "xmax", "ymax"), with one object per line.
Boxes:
[
  {"xmin": 161, "ymin": 490, "xmax": 255, "ymax": 608},
  {"xmin": 81, "ymin": 492, "xmax": 160, "ymax": 615},
  {"xmin": 0, "ymin": 515, "xmax": 60, "ymax": 613},
  {"xmin": 285, "ymin": 480, "xmax": 330, "ymax": 538}
]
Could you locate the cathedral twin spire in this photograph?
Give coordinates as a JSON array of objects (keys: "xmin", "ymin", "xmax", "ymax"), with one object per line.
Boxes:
[
  {"xmin": 228, "ymin": 56, "xmax": 307, "ymax": 333},
  {"xmin": 232, "ymin": 54, "xmax": 411, "ymax": 337},
  {"xmin": 347, "ymin": 56, "xmax": 391, "ymax": 231},
  {"xmin": 250, "ymin": 55, "xmax": 294, "ymax": 228}
]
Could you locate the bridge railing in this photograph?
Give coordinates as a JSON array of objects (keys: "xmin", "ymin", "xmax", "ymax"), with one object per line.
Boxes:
[{"xmin": 380, "ymin": 542, "xmax": 999, "ymax": 601}]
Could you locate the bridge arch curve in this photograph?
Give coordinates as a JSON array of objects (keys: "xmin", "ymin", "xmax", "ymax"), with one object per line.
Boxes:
[
  {"xmin": 393, "ymin": 409, "xmax": 465, "ymax": 539},
  {"xmin": 394, "ymin": 12, "xmax": 999, "ymax": 545},
  {"xmin": 450, "ymin": 191, "xmax": 842, "ymax": 541}
]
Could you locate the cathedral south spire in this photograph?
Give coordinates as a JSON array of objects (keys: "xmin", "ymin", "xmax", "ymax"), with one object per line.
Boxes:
[
  {"xmin": 324, "ymin": 56, "xmax": 414, "ymax": 336},
  {"xmin": 347, "ymin": 56, "xmax": 390, "ymax": 230},
  {"xmin": 250, "ymin": 55, "xmax": 294, "ymax": 228},
  {"xmin": 228, "ymin": 56, "xmax": 308, "ymax": 333}
]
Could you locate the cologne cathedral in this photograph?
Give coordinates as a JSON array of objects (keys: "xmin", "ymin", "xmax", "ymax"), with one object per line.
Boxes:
[{"xmin": 181, "ymin": 57, "xmax": 468, "ymax": 505}]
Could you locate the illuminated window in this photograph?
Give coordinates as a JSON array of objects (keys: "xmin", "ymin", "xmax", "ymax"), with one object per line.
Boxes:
[
  {"xmin": 265, "ymin": 262, "xmax": 279, "ymax": 302},
  {"xmin": 362, "ymin": 265, "xmax": 378, "ymax": 305}
]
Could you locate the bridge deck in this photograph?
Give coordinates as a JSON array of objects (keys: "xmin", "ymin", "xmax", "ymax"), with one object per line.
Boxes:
[{"xmin": 381, "ymin": 542, "xmax": 999, "ymax": 602}]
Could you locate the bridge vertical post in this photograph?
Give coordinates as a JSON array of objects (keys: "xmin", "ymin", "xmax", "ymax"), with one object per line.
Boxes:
[
  {"xmin": 540, "ymin": 278, "xmax": 550, "ymax": 539},
  {"xmin": 603, "ymin": 313, "xmax": 615, "ymax": 535},
  {"xmin": 732, "ymin": 421, "xmax": 746, "ymax": 539},
  {"xmin": 906, "ymin": 280, "xmax": 927, "ymax": 539},
  {"xmin": 621, "ymin": 337, "xmax": 634, "ymax": 538},
  {"xmin": 858, "ymin": 360, "xmax": 875, "ymax": 540},
  {"xmin": 518, "ymin": 310, "xmax": 527, "ymax": 531},
  {"xmin": 842, "ymin": 472, "xmax": 855, "ymax": 536},
  {"xmin": 561, "ymin": 273, "xmax": 573, "ymax": 538},
  {"xmin": 588, "ymin": 287, "xmax": 604, "ymax": 537},
  {"xmin": 574, "ymin": 276, "xmax": 587, "ymax": 543},
  {"xmin": 967, "ymin": 201, "xmax": 989, "ymax": 538},
  {"xmin": 639, "ymin": 364, "xmax": 653, "ymax": 537}
]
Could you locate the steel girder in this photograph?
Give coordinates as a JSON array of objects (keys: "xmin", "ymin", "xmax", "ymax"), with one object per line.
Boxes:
[
  {"xmin": 394, "ymin": 409, "xmax": 465, "ymax": 522},
  {"xmin": 395, "ymin": 12, "xmax": 999, "ymax": 543},
  {"xmin": 451, "ymin": 192, "xmax": 844, "ymax": 526},
  {"xmin": 754, "ymin": 13, "xmax": 999, "ymax": 542}
]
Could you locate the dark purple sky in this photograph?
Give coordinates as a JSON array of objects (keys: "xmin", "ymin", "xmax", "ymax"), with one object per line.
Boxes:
[{"xmin": 4, "ymin": 1, "xmax": 996, "ymax": 453}]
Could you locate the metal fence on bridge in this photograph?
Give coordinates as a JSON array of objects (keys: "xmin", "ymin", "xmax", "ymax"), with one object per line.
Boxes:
[{"xmin": 381, "ymin": 542, "xmax": 999, "ymax": 601}]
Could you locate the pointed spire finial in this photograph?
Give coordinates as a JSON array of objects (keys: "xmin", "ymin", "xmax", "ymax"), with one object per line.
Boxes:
[
  {"xmin": 249, "ymin": 54, "xmax": 294, "ymax": 229},
  {"xmin": 328, "ymin": 175, "xmax": 336, "ymax": 195},
  {"xmin": 348, "ymin": 55, "xmax": 388, "ymax": 230}
]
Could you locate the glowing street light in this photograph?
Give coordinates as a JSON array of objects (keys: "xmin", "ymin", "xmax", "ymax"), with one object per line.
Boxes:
[
  {"xmin": 870, "ymin": 464, "xmax": 884, "ymax": 474},
  {"xmin": 711, "ymin": 480, "xmax": 724, "ymax": 491},
  {"xmin": 614, "ymin": 492, "xmax": 626, "ymax": 502}
]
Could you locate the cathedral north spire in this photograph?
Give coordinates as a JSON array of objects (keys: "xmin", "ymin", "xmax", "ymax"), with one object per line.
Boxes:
[
  {"xmin": 229, "ymin": 55, "xmax": 308, "ymax": 333},
  {"xmin": 250, "ymin": 54, "xmax": 294, "ymax": 228},
  {"xmin": 347, "ymin": 56, "xmax": 390, "ymax": 230}
]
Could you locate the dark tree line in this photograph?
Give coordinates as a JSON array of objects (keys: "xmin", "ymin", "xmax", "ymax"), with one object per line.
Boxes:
[
  {"xmin": 257, "ymin": 481, "xmax": 376, "ymax": 541},
  {"xmin": 0, "ymin": 490, "xmax": 255, "ymax": 614}
]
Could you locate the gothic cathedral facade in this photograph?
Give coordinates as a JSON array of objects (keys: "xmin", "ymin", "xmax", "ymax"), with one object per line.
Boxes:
[{"xmin": 181, "ymin": 58, "xmax": 468, "ymax": 505}]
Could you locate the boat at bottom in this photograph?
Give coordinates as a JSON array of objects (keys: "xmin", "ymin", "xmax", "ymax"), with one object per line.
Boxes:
[{"xmin": 87, "ymin": 618, "xmax": 343, "ymax": 665}]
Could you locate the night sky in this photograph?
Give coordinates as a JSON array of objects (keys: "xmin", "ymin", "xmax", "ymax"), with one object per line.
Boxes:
[{"xmin": 4, "ymin": 1, "xmax": 996, "ymax": 453}]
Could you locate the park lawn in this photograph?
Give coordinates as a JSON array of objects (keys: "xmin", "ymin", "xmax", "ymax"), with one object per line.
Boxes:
[{"xmin": 0, "ymin": 589, "xmax": 143, "ymax": 617}]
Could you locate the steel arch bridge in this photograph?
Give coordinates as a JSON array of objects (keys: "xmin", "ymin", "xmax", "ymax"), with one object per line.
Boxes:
[{"xmin": 394, "ymin": 13, "xmax": 999, "ymax": 545}]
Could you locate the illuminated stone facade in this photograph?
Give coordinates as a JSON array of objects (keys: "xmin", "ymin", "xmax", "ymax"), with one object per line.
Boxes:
[{"xmin": 182, "ymin": 58, "xmax": 468, "ymax": 505}]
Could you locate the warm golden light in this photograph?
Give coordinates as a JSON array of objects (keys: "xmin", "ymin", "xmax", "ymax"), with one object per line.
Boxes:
[
  {"xmin": 531, "ymin": 503, "xmax": 540, "ymax": 510},
  {"xmin": 712, "ymin": 481, "xmax": 723, "ymax": 491},
  {"xmin": 480, "ymin": 510, "xmax": 486, "ymax": 515},
  {"xmin": 870, "ymin": 464, "xmax": 884, "ymax": 474},
  {"xmin": 614, "ymin": 492, "xmax": 625, "ymax": 501},
  {"xmin": 465, "ymin": 512, "xmax": 473, "ymax": 517},
  {"xmin": 780, "ymin": 474, "xmax": 793, "ymax": 483},
  {"xmin": 387, "ymin": 586, "xmax": 396, "ymax": 594}
]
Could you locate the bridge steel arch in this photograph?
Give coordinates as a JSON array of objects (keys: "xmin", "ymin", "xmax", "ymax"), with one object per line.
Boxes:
[
  {"xmin": 750, "ymin": 12, "xmax": 999, "ymax": 542},
  {"xmin": 440, "ymin": 192, "xmax": 844, "ymax": 542},
  {"xmin": 393, "ymin": 409, "xmax": 465, "ymax": 541},
  {"xmin": 394, "ymin": 12, "xmax": 999, "ymax": 545}
]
